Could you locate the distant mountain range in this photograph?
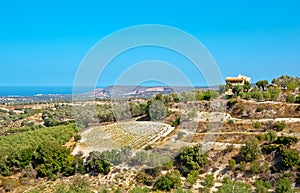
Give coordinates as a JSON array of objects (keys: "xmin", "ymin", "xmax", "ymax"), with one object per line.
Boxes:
[{"xmin": 83, "ymin": 85, "xmax": 218, "ymax": 98}]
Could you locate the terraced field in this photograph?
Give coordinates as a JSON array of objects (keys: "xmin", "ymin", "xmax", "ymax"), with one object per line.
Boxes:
[{"xmin": 73, "ymin": 121, "xmax": 175, "ymax": 156}]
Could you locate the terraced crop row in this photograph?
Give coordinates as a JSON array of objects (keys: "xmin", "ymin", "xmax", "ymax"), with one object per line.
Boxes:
[{"xmin": 80, "ymin": 121, "xmax": 175, "ymax": 152}]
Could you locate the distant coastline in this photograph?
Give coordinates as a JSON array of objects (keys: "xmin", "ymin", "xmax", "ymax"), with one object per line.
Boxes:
[
  {"xmin": 0, "ymin": 86, "xmax": 75, "ymax": 96},
  {"xmin": 0, "ymin": 86, "xmax": 216, "ymax": 97}
]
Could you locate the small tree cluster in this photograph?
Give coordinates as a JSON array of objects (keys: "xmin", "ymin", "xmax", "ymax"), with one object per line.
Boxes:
[
  {"xmin": 239, "ymin": 136, "xmax": 261, "ymax": 162},
  {"xmin": 155, "ymin": 170, "xmax": 181, "ymax": 191}
]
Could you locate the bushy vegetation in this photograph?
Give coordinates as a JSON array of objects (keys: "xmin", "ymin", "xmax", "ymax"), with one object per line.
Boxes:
[
  {"xmin": 275, "ymin": 177, "xmax": 292, "ymax": 193},
  {"xmin": 273, "ymin": 121, "xmax": 286, "ymax": 131},
  {"xmin": 255, "ymin": 179, "xmax": 271, "ymax": 193},
  {"xmin": 216, "ymin": 178, "xmax": 252, "ymax": 193},
  {"xmin": 201, "ymin": 174, "xmax": 214, "ymax": 189},
  {"xmin": 34, "ymin": 141, "xmax": 83, "ymax": 178},
  {"xmin": 280, "ymin": 149, "xmax": 300, "ymax": 168},
  {"xmin": 256, "ymin": 106, "xmax": 264, "ymax": 112},
  {"xmin": 272, "ymin": 75, "xmax": 300, "ymax": 92},
  {"xmin": 155, "ymin": 170, "xmax": 181, "ymax": 191},
  {"xmin": 0, "ymin": 123, "xmax": 79, "ymax": 176},
  {"xmin": 264, "ymin": 130, "xmax": 277, "ymax": 142},
  {"xmin": 228, "ymin": 159, "xmax": 236, "ymax": 171},
  {"xmin": 224, "ymin": 75, "xmax": 300, "ymax": 102},
  {"xmin": 176, "ymin": 144, "xmax": 208, "ymax": 172},
  {"xmin": 53, "ymin": 175, "xmax": 93, "ymax": 193},
  {"xmin": 239, "ymin": 136, "xmax": 261, "ymax": 162},
  {"xmin": 186, "ymin": 170, "xmax": 199, "ymax": 186},
  {"xmin": 275, "ymin": 136, "xmax": 298, "ymax": 148},
  {"xmin": 85, "ymin": 152, "xmax": 111, "ymax": 175}
]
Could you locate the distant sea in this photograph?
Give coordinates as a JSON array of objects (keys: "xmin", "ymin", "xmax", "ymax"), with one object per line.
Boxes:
[{"xmin": 0, "ymin": 86, "xmax": 75, "ymax": 96}]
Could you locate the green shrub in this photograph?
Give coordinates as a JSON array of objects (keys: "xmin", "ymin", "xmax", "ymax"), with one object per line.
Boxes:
[
  {"xmin": 216, "ymin": 178, "xmax": 251, "ymax": 193},
  {"xmin": 201, "ymin": 174, "xmax": 214, "ymax": 188},
  {"xmin": 34, "ymin": 141, "xmax": 79, "ymax": 178},
  {"xmin": 144, "ymin": 144, "xmax": 152, "ymax": 150},
  {"xmin": 264, "ymin": 130, "xmax": 277, "ymax": 142},
  {"xmin": 255, "ymin": 179, "xmax": 270, "ymax": 193},
  {"xmin": 254, "ymin": 122, "xmax": 261, "ymax": 129},
  {"xmin": 256, "ymin": 106, "xmax": 264, "ymax": 112},
  {"xmin": 252, "ymin": 91, "xmax": 264, "ymax": 101},
  {"xmin": 74, "ymin": 134, "xmax": 82, "ymax": 141},
  {"xmin": 256, "ymin": 134, "xmax": 265, "ymax": 141},
  {"xmin": 275, "ymin": 136, "xmax": 298, "ymax": 147},
  {"xmin": 240, "ymin": 136, "xmax": 261, "ymax": 162},
  {"xmin": 268, "ymin": 88, "xmax": 280, "ymax": 101},
  {"xmin": 155, "ymin": 170, "xmax": 181, "ymax": 191},
  {"xmin": 228, "ymin": 159, "xmax": 236, "ymax": 171},
  {"xmin": 70, "ymin": 176, "xmax": 92, "ymax": 193},
  {"xmin": 224, "ymin": 144, "xmax": 234, "ymax": 153},
  {"xmin": 177, "ymin": 144, "xmax": 207, "ymax": 171},
  {"xmin": 262, "ymin": 144, "xmax": 282, "ymax": 154},
  {"xmin": 263, "ymin": 92, "xmax": 271, "ymax": 101},
  {"xmin": 286, "ymin": 94, "xmax": 295, "ymax": 103},
  {"xmin": 162, "ymin": 160, "xmax": 174, "ymax": 170},
  {"xmin": 280, "ymin": 149, "xmax": 300, "ymax": 168},
  {"xmin": 244, "ymin": 92, "xmax": 252, "ymax": 100},
  {"xmin": 85, "ymin": 152, "xmax": 111, "ymax": 175},
  {"xmin": 273, "ymin": 121, "xmax": 286, "ymax": 131},
  {"xmin": 227, "ymin": 119, "xmax": 234, "ymax": 125},
  {"xmin": 275, "ymin": 177, "xmax": 292, "ymax": 193},
  {"xmin": 186, "ymin": 170, "xmax": 199, "ymax": 186},
  {"xmin": 250, "ymin": 161, "xmax": 260, "ymax": 174},
  {"xmin": 239, "ymin": 161, "xmax": 247, "ymax": 171},
  {"xmin": 172, "ymin": 118, "xmax": 181, "ymax": 127}
]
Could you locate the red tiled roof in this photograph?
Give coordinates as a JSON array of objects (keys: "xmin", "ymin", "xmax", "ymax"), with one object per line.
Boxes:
[{"xmin": 226, "ymin": 77, "xmax": 244, "ymax": 82}]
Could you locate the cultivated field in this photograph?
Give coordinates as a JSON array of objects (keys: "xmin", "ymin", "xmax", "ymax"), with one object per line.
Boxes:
[{"xmin": 73, "ymin": 121, "xmax": 175, "ymax": 156}]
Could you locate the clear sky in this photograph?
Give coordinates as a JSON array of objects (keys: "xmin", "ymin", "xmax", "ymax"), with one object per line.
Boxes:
[{"xmin": 0, "ymin": 0, "xmax": 300, "ymax": 86}]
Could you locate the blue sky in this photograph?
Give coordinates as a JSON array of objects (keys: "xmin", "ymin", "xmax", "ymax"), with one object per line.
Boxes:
[{"xmin": 0, "ymin": 0, "xmax": 300, "ymax": 86}]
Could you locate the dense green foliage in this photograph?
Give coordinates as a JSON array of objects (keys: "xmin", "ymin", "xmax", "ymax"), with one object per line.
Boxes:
[
  {"xmin": 280, "ymin": 149, "xmax": 300, "ymax": 168},
  {"xmin": 228, "ymin": 159, "xmax": 236, "ymax": 171},
  {"xmin": 34, "ymin": 141, "xmax": 80, "ymax": 178},
  {"xmin": 85, "ymin": 152, "xmax": 111, "ymax": 175},
  {"xmin": 232, "ymin": 85, "xmax": 244, "ymax": 96},
  {"xmin": 286, "ymin": 94, "xmax": 296, "ymax": 103},
  {"xmin": 186, "ymin": 170, "xmax": 199, "ymax": 186},
  {"xmin": 255, "ymin": 179, "xmax": 271, "ymax": 193},
  {"xmin": 0, "ymin": 123, "xmax": 78, "ymax": 176},
  {"xmin": 250, "ymin": 161, "xmax": 260, "ymax": 174},
  {"xmin": 275, "ymin": 177, "xmax": 292, "ymax": 193},
  {"xmin": 239, "ymin": 136, "xmax": 261, "ymax": 162},
  {"xmin": 273, "ymin": 121, "xmax": 286, "ymax": 131},
  {"xmin": 201, "ymin": 174, "xmax": 214, "ymax": 188},
  {"xmin": 264, "ymin": 130, "xmax": 277, "ymax": 142},
  {"xmin": 177, "ymin": 144, "xmax": 208, "ymax": 172},
  {"xmin": 275, "ymin": 136, "xmax": 298, "ymax": 148},
  {"xmin": 155, "ymin": 170, "xmax": 181, "ymax": 191},
  {"xmin": 256, "ymin": 80, "xmax": 269, "ymax": 91},
  {"xmin": 272, "ymin": 75, "xmax": 300, "ymax": 91}
]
